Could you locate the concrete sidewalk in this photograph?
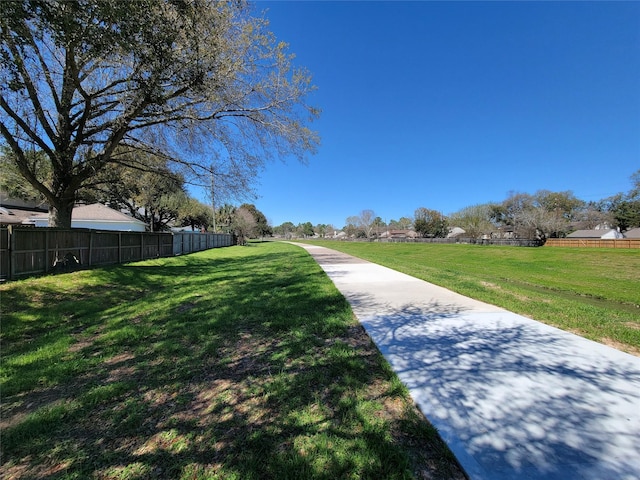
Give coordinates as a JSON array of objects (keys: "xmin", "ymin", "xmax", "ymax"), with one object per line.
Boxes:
[{"xmin": 293, "ymin": 243, "xmax": 640, "ymax": 480}]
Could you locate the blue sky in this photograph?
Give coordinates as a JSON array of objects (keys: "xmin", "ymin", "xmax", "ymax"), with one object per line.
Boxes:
[{"xmin": 244, "ymin": 1, "xmax": 639, "ymax": 228}]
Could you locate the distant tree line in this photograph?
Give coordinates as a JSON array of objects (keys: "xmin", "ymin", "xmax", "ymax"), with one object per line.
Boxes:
[
  {"xmin": 272, "ymin": 170, "xmax": 640, "ymax": 241},
  {"xmin": 272, "ymin": 221, "xmax": 333, "ymax": 239}
]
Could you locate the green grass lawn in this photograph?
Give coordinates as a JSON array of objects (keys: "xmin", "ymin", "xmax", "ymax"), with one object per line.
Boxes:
[
  {"xmin": 299, "ymin": 241, "xmax": 640, "ymax": 355},
  {"xmin": 0, "ymin": 242, "xmax": 464, "ymax": 480}
]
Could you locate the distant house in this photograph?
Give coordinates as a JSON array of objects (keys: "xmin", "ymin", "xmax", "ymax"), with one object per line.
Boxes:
[
  {"xmin": 447, "ymin": 227, "xmax": 466, "ymax": 238},
  {"xmin": 26, "ymin": 203, "xmax": 147, "ymax": 232},
  {"xmin": 379, "ymin": 229, "xmax": 418, "ymax": 239},
  {"xmin": 0, "ymin": 192, "xmax": 48, "ymax": 225},
  {"xmin": 623, "ymin": 228, "xmax": 640, "ymax": 239},
  {"xmin": 491, "ymin": 226, "xmax": 516, "ymax": 239},
  {"xmin": 0, "ymin": 204, "xmax": 47, "ymax": 225},
  {"xmin": 566, "ymin": 229, "xmax": 623, "ymax": 240}
]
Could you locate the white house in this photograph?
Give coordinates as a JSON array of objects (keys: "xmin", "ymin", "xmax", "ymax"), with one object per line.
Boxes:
[
  {"xmin": 26, "ymin": 203, "xmax": 147, "ymax": 232},
  {"xmin": 566, "ymin": 229, "xmax": 623, "ymax": 239},
  {"xmin": 447, "ymin": 227, "xmax": 466, "ymax": 238}
]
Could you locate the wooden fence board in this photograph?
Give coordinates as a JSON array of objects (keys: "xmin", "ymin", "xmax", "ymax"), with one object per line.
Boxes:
[{"xmin": 544, "ymin": 238, "xmax": 640, "ymax": 249}]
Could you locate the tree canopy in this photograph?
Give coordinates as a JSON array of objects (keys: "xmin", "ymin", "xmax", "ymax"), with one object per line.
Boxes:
[
  {"xmin": 414, "ymin": 207, "xmax": 448, "ymax": 238},
  {"xmin": 1, "ymin": 0, "xmax": 319, "ymax": 228},
  {"xmin": 449, "ymin": 203, "xmax": 494, "ymax": 239},
  {"xmin": 231, "ymin": 203, "xmax": 270, "ymax": 242},
  {"xmin": 602, "ymin": 170, "xmax": 640, "ymax": 231},
  {"xmin": 238, "ymin": 203, "xmax": 271, "ymax": 238}
]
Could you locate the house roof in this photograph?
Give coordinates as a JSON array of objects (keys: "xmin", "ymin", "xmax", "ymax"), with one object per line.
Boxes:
[
  {"xmin": 447, "ymin": 227, "xmax": 466, "ymax": 238},
  {"xmin": 567, "ymin": 229, "xmax": 616, "ymax": 238},
  {"xmin": 0, "ymin": 191, "xmax": 48, "ymax": 210},
  {"xmin": 0, "ymin": 206, "xmax": 44, "ymax": 224},
  {"xmin": 75, "ymin": 204, "xmax": 145, "ymax": 223},
  {"xmin": 0, "ymin": 192, "xmax": 48, "ymax": 225},
  {"xmin": 0, "ymin": 206, "xmax": 48, "ymax": 225},
  {"xmin": 624, "ymin": 228, "xmax": 640, "ymax": 239},
  {"xmin": 29, "ymin": 203, "xmax": 146, "ymax": 225},
  {"xmin": 380, "ymin": 229, "xmax": 417, "ymax": 238}
]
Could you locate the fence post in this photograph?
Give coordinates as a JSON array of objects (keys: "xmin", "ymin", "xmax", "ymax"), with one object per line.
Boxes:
[
  {"xmin": 118, "ymin": 233, "xmax": 122, "ymax": 264},
  {"xmin": 8, "ymin": 226, "xmax": 15, "ymax": 280}
]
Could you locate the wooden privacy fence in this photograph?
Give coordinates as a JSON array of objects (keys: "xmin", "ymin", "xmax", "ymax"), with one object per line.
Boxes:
[
  {"xmin": 0, "ymin": 226, "xmax": 235, "ymax": 281},
  {"xmin": 545, "ymin": 238, "xmax": 640, "ymax": 249}
]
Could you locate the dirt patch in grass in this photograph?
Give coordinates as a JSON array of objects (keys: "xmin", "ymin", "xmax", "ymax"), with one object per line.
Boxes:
[{"xmin": 602, "ymin": 338, "xmax": 640, "ymax": 357}]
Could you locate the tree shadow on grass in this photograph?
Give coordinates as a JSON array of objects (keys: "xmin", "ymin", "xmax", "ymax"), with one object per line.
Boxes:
[{"xmin": 1, "ymin": 243, "xmax": 464, "ymax": 479}]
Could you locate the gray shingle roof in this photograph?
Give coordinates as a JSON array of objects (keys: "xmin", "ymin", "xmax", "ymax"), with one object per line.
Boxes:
[
  {"xmin": 567, "ymin": 229, "xmax": 615, "ymax": 238},
  {"xmin": 27, "ymin": 203, "xmax": 146, "ymax": 225},
  {"xmin": 624, "ymin": 228, "xmax": 640, "ymax": 239}
]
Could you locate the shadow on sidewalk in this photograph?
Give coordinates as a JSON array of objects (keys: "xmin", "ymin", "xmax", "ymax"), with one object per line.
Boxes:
[{"xmin": 355, "ymin": 298, "xmax": 640, "ymax": 479}]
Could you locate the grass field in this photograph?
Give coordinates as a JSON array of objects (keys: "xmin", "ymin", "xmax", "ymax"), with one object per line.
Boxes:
[
  {"xmin": 0, "ymin": 242, "xmax": 464, "ymax": 480},
  {"xmin": 299, "ymin": 241, "xmax": 640, "ymax": 356}
]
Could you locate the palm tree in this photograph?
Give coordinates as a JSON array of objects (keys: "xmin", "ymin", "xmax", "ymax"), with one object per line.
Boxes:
[{"xmin": 216, "ymin": 204, "xmax": 236, "ymax": 233}]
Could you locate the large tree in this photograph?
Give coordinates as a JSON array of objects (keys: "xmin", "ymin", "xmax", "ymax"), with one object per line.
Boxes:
[
  {"xmin": 272, "ymin": 220, "xmax": 295, "ymax": 238},
  {"xmin": 237, "ymin": 203, "xmax": 271, "ymax": 238},
  {"xmin": 414, "ymin": 207, "xmax": 448, "ymax": 238},
  {"xmin": 178, "ymin": 197, "xmax": 211, "ymax": 232},
  {"xmin": 534, "ymin": 190, "xmax": 583, "ymax": 238},
  {"xmin": 604, "ymin": 170, "xmax": 640, "ymax": 231},
  {"xmin": 574, "ymin": 201, "xmax": 614, "ymax": 230},
  {"xmin": 604, "ymin": 193, "xmax": 640, "ymax": 232},
  {"xmin": 449, "ymin": 203, "xmax": 494, "ymax": 239},
  {"xmin": 299, "ymin": 221, "xmax": 313, "ymax": 237},
  {"xmin": 1, "ymin": 0, "xmax": 319, "ymax": 228},
  {"xmin": 347, "ymin": 209, "xmax": 376, "ymax": 239},
  {"xmin": 389, "ymin": 217, "xmax": 413, "ymax": 230},
  {"xmin": 371, "ymin": 216, "xmax": 385, "ymax": 238},
  {"xmin": 489, "ymin": 192, "xmax": 536, "ymax": 238},
  {"xmin": 232, "ymin": 205, "xmax": 256, "ymax": 245},
  {"xmin": 342, "ymin": 215, "xmax": 365, "ymax": 238}
]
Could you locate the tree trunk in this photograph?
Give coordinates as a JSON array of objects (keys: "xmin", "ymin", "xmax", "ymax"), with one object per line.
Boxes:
[{"xmin": 49, "ymin": 197, "xmax": 75, "ymax": 228}]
